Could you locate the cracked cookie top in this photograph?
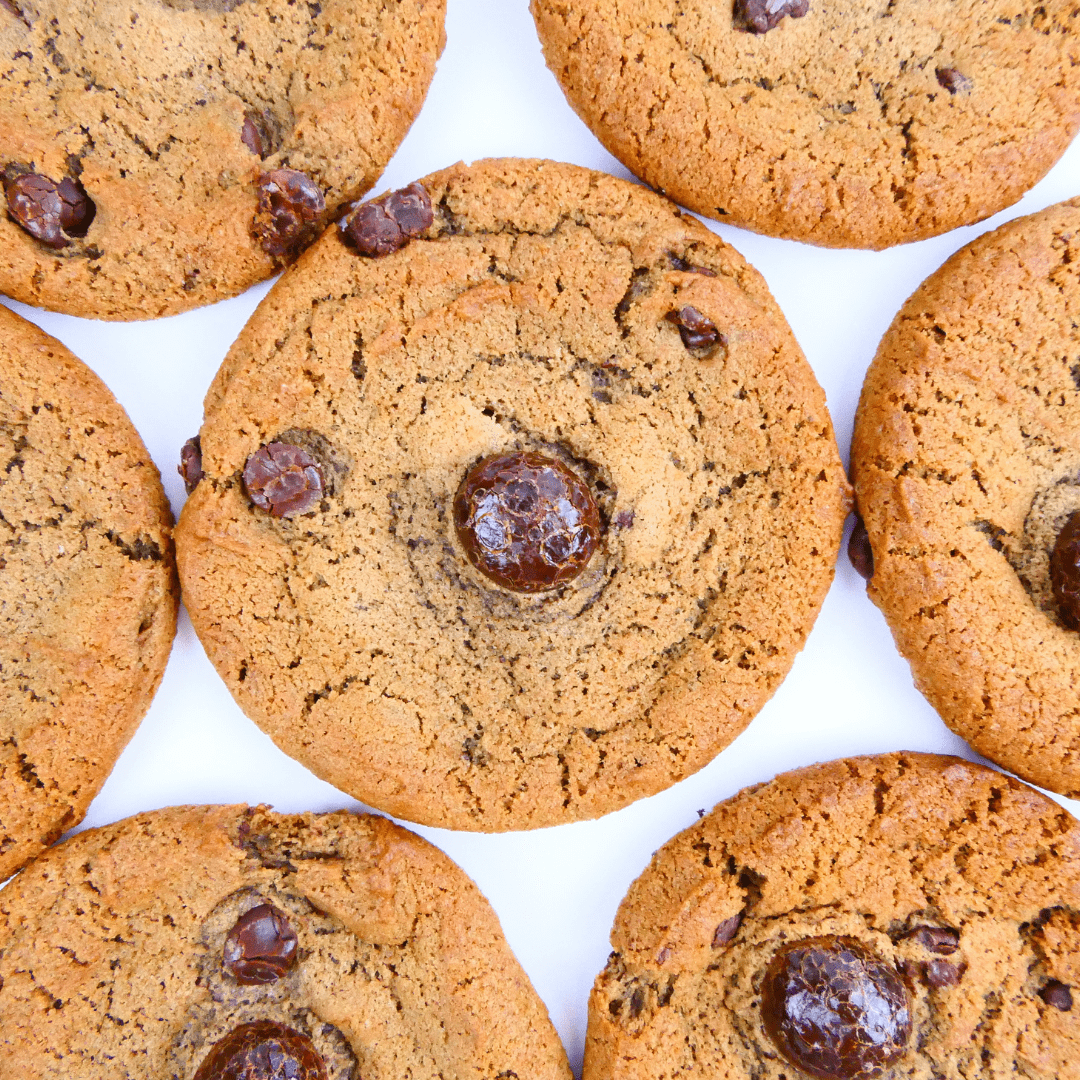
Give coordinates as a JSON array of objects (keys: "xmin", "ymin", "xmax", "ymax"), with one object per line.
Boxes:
[
  {"xmin": 852, "ymin": 198, "xmax": 1080, "ymax": 800},
  {"xmin": 584, "ymin": 753, "xmax": 1080, "ymax": 1080},
  {"xmin": 0, "ymin": 304, "xmax": 177, "ymax": 880},
  {"xmin": 0, "ymin": 804, "xmax": 571, "ymax": 1080},
  {"xmin": 531, "ymin": 0, "xmax": 1080, "ymax": 249},
  {"xmin": 175, "ymin": 158, "xmax": 850, "ymax": 831},
  {"xmin": 0, "ymin": 0, "xmax": 445, "ymax": 320}
]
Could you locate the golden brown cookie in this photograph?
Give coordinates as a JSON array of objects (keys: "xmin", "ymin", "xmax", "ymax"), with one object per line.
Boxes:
[
  {"xmin": 585, "ymin": 753, "xmax": 1080, "ymax": 1080},
  {"xmin": 0, "ymin": 0, "xmax": 445, "ymax": 319},
  {"xmin": 0, "ymin": 304, "xmax": 177, "ymax": 880},
  {"xmin": 175, "ymin": 158, "xmax": 850, "ymax": 831},
  {"xmin": 852, "ymin": 198, "xmax": 1080, "ymax": 799},
  {"xmin": 0, "ymin": 804, "xmax": 572, "ymax": 1080},
  {"xmin": 531, "ymin": 0, "xmax": 1080, "ymax": 249}
]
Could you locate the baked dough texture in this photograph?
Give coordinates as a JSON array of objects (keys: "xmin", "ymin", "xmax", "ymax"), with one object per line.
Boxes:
[
  {"xmin": 0, "ymin": 804, "xmax": 571, "ymax": 1080},
  {"xmin": 176, "ymin": 158, "xmax": 850, "ymax": 831},
  {"xmin": 531, "ymin": 0, "xmax": 1080, "ymax": 249},
  {"xmin": 852, "ymin": 199, "xmax": 1080, "ymax": 799},
  {"xmin": 0, "ymin": 303, "xmax": 177, "ymax": 880},
  {"xmin": 0, "ymin": 0, "xmax": 445, "ymax": 319},
  {"xmin": 585, "ymin": 752, "xmax": 1080, "ymax": 1080}
]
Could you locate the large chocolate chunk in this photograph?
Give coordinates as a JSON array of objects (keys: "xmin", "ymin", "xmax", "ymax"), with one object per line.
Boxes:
[
  {"xmin": 4, "ymin": 168, "xmax": 95, "ymax": 249},
  {"xmin": 193, "ymin": 1022, "xmax": 326, "ymax": 1080},
  {"xmin": 341, "ymin": 182, "xmax": 433, "ymax": 257},
  {"xmin": 223, "ymin": 903, "xmax": 298, "ymax": 984},
  {"xmin": 243, "ymin": 442, "xmax": 324, "ymax": 518},
  {"xmin": 252, "ymin": 169, "xmax": 325, "ymax": 257},
  {"xmin": 734, "ymin": 0, "xmax": 809, "ymax": 34}
]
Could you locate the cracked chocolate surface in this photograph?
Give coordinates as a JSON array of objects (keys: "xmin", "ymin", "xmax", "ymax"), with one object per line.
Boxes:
[
  {"xmin": 175, "ymin": 159, "xmax": 849, "ymax": 831},
  {"xmin": 0, "ymin": 0, "xmax": 445, "ymax": 319},
  {"xmin": 0, "ymin": 305, "xmax": 177, "ymax": 882},
  {"xmin": 0, "ymin": 805, "xmax": 571, "ymax": 1080},
  {"xmin": 852, "ymin": 199, "xmax": 1080, "ymax": 800},
  {"xmin": 584, "ymin": 753, "xmax": 1080, "ymax": 1080},
  {"xmin": 531, "ymin": 0, "xmax": 1080, "ymax": 248}
]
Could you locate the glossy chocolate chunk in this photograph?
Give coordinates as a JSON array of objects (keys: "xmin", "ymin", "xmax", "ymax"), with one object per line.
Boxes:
[
  {"xmin": 1041, "ymin": 979, "xmax": 1074, "ymax": 1011},
  {"xmin": 734, "ymin": 0, "xmax": 809, "ymax": 34},
  {"xmin": 664, "ymin": 306, "xmax": 725, "ymax": 357},
  {"xmin": 253, "ymin": 169, "xmax": 324, "ymax": 257},
  {"xmin": 243, "ymin": 442, "xmax": 324, "ymax": 518},
  {"xmin": 761, "ymin": 936, "xmax": 912, "ymax": 1080},
  {"xmin": 5, "ymin": 169, "xmax": 95, "ymax": 249},
  {"xmin": 848, "ymin": 515, "xmax": 874, "ymax": 579},
  {"xmin": 712, "ymin": 914, "xmax": 742, "ymax": 947},
  {"xmin": 1050, "ymin": 512, "xmax": 1080, "ymax": 629},
  {"xmin": 179, "ymin": 436, "xmax": 204, "ymax": 495},
  {"xmin": 192, "ymin": 1022, "xmax": 326, "ymax": 1080},
  {"xmin": 223, "ymin": 903, "xmax": 298, "ymax": 984},
  {"xmin": 453, "ymin": 451, "xmax": 600, "ymax": 592},
  {"xmin": 342, "ymin": 181, "xmax": 433, "ymax": 257}
]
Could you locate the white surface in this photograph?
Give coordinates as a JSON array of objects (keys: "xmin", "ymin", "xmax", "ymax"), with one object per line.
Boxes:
[{"xmin": 5, "ymin": 0, "xmax": 1080, "ymax": 1072}]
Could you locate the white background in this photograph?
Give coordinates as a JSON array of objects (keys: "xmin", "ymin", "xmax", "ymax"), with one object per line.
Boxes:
[{"xmin": 4, "ymin": 1, "xmax": 1080, "ymax": 1072}]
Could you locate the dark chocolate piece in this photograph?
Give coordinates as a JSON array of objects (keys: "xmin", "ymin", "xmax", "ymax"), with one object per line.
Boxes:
[
  {"xmin": 848, "ymin": 515, "xmax": 874, "ymax": 580},
  {"xmin": 341, "ymin": 181, "xmax": 433, "ymax": 257},
  {"xmin": 664, "ymin": 306, "xmax": 726, "ymax": 357},
  {"xmin": 734, "ymin": 0, "xmax": 809, "ymax": 35},
  {"xmin": 223, "ymin": 903, "xmax": 298, "ymax": 984},
  {"xmin": 252, "ymin": 169, "xmax": 324, "ymax": 257},
  {"xmin": 179, "ymin": 436, "xmax": 204, "ymax": 495},
  {"xmin": 243, "ymin": 442, "xmax": 324, "ymax": 518},
  {"xmin": 192, "ymin": 1022, "xmax": 326, "ymax": 1080},
  {"xmin": 1051, "ymin": 512, "xmax": 1080, "ymax": 629}
]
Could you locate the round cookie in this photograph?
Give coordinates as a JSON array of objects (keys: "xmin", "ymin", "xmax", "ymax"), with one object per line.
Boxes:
[
  {"xmin": 0, "ymin": 804, "xmax": 572, "ymax": 1080},
  {"xmin": 852, "ymin": 198, "xmax": 1080, "ymax": 799},
  {"xmin": 0, "ymin": 304, "xmax": 177, "ymax": 880},
  {"xmin": 175, "ymin": 158, "xmax": 851, "ymax": 831},
  {"xmin": 585, "ymin": 752, "xmax": 1080, "ymax": 1080},
  {"xmin": 531, "ymin": 0, "xmax": 1080, "ymax": 249},
  {"xmin": 0, "ymin": 0, "xmax": 445, "ymax": 320}
]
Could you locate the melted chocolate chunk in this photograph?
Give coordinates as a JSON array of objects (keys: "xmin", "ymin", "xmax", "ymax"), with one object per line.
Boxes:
[
  {"xmin": 665, "ymin": 306, "xmax": 726, "ymax": 357},
  {"xmin": 178, "ymin": 436, "xmax": 204, "ymax": 495},
  {"xmin": 712, "ymin": 914, "xmax": 742, "ymax": 947},
  {"xmin": 936, "ymin": 68, "xmax": 973, "ymax": 95},
  {"xmin": 924, "ymin": 960, "xmax": 963, "ymax": 988},
  {"xmin": 243, "ymin": 442, "xmax": 324, "ymax": 517},
  {"xmin": 905, "ymin": 925, "xmax": 959, "ymax": 955},
  {"xmin": 341, "ymin": 181, "xmax": 433, "ymax": 257},
  {"xmin": 1051, "ymin": 512, "xmax": 1080, "ymax": 629},
  {"xmin": 4, "ymin": 168, "xmax": 95, "ymax": 249},
  {"xmin": 848, "ymin": 515, "xmax": 874, "ymax": 579},
  {"xmin": 223, "ymin": 903, "xmax": 298, "ymax": 984},
  {"xmin": 761, "ymin": 936, "xmax": 912, "ymax": 1080},
  {"xmin": 453, "ymin": 451, "xmax": 600, "ymax": 592},
  {"xmin": 734, "ymin": 0, "xmax": 809, "ymax": 34},
  {"xmin": 193, "ymin": 1022, "xmax": 326, "ymax": 1080},
  {"xmin": 1041, "ymin": 979, "xmax": 1074, "ymax": 1011},
  {"xmin": 252, "ymin": 169, "xmax": 324, "ymax": 257}
]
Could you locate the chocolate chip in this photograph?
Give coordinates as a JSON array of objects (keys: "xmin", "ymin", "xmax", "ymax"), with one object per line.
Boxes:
[
  {"xmin": 614, "ymin": 509, "xmax": 635, "ymax": 529},
  {"xmin": 761, "ymin": 936, "xmax": 912, "ymax": 1080},
  {"xmin": 341, "ymin": 181, "xmax": 433, "ymax": 257},
  {"xmin": 712, "ymin": 914, "xmax": 742, "ymax": 946},
  {"xmin": 243, "ymin": 442, "xmax": 324, "ymax": 517},
  {"xmin": 178, "ymin": 436, "xmax": 203, "ymax": 495},
  {"xmin": 668, "ymin": 253, "xmax": 717, "ymax": 277},
  {"xmin": 453, "ymin": 451, "xmax": 600, "ymax": 593},
  {"xmin": 241, "ymin": 115, "xmax": 265, "ymax": 158},
  {"xmin": 0, "ymin": 0, "xmax": 28, "ymax": 21},
  {"xmin": 4, "ymin": 168, "xmax": 95, "ymax": 249},
  {"xmin": 734, "ymin": 0, "xmax": 809, "ymax": 34},
  {"xmin": 924, "ymin": 960, "xmax": 964, "ymax": 988},
  {"xmin": 1051, "ymin": 512, "xmax": 1080, "ymax": 629},
  {"xmin": 665, "ymin": 306, "xmax": 726, "ymax": 358},
  {"xmin": 193, "ymin": 1022, "xmax": 326, "ymax": 1080},
  {"xmin": 936, "ymin": 68, "xmax": 973, "ymax": 95},
  {"xmin": 223, "ymin": 903, "xmax": 298, "ymax": 984},
  {"xmin": 848, "ymin": 514, "xmax": 874, "ymax": 579},
  {"xmin": 252, "ymin": 168, "xmax": 324, "ymax": 257},
  {"xmin": 1040, "ymin": 979, "xmax": 1073, "ymax": 1011},
  {"xmin": 906, "ymin": 925, "xmax": 959, "ymax": 955}
]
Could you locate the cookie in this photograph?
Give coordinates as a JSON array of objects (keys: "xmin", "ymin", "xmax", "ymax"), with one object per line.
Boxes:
[
  {"xmin": 531, "ymin": 0, "xmax": 1080, "ymax": 249},
  {"xmin": 0, "ymin": 804, "xmax": 572, "ymax": 1080},
  {"xmin": 585, "ymin": 752, "xmax": 1080, "ymax": 1080},
  {"xmin": 851, "ymin": 199, "xmax": 1080, "ymax": 799},
  {"xmin": 0, "ymin": 303, "xmax": 177, "ymax": 880},
  {"xmin": 0, "ymin": 0, "xmax": 445, "ymax": 320},
  {"xmin": 175, "ymin": 158, "xmax": 851, "ymax": 831}
]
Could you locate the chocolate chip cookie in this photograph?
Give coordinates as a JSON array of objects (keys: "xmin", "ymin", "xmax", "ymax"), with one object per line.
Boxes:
[
  {"xmin": 852, "ymin": 198, "xmax": 1080, "ymax": 799},
  {"xmin": 0, "ymin": 804, "xmax": 572, "ymax": 1080},
  {"xmin": 0, "ymin": 0, "xmax": 445, "ymax": 320},
  {"xmin": 175, "ymin": 158, "xmax": 850, "ymax": 831},
  {"xmin": 585, "ymin": 753, "xmax": 1080, "ymax": 1080},
  {"xmin": 0, "ymin": 303, "xmax": 177, "ymax": 880},
  {"xmin": 531, "ymin": 0, "xmax": 1080, "ymax": 248}
]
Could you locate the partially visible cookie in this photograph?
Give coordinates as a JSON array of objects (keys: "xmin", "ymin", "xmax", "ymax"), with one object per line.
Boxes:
[
  {"xmin": 176, "ymin": 158, "xmax": 851, "ymax": 831},
  {"xmin": 852, "ymin": 199, "xmax": 1080, "ymax": 799},
  {"xmin": 0, "ymin": 304, "xmax": 177, "ymax": 879},
  {"xmin": 0, "ymin": 804, "xmax": 572, "ymax": 1080},
  {"xmin": 0, "ymin": 0, "xmax": 445, "ymax": 319},
  {"xmin": 532, "ymin": 0, "xmax": 1080, "ymax": 248},
  {"xmin": 585, "ymin": 753, "xmax": 1080, "ymax": 1080}
]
